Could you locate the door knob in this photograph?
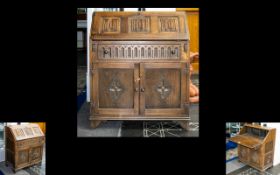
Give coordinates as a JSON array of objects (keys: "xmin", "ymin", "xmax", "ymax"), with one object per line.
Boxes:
[
  {"xmin": 135, "ymin": 77, "xmax": 141, "ymax": 82},
  {"xmin": 140, "ymin": 88, "xmax": 145, "ymax": 92},
  {"xmin": 135, "ymin": 88, "xmax": 139, "ymax": 92}
]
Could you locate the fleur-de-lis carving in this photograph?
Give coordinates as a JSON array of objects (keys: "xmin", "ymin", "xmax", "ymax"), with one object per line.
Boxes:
[
  {"xmin": 108, "ymin": 77, "xmax": 123, "ymax": 101},
  {"xmin": 156, "ymin": 79, "xmax": 171, "ymax": 100}
]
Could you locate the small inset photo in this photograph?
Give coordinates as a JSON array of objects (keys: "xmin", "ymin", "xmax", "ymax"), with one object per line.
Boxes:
[
  {"xmin": 226, "ymin": 122, "xmax": 280, "ymax": 175},
  {"xmin": 0, "ymin": 122, "xmax": 45, "ymax": 175}
]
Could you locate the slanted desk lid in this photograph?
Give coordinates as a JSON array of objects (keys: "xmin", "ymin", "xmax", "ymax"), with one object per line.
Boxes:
[
  {"xmin": 229, "ymin": 134, "xmax": 263, "ymax": 149},
  {"xmin": 90, "ymin": 12, "xmax": 189, "ymax": 41},
  {"xmin": 7, "ymin": 124, "xmax": 44, "ymax": 141}
]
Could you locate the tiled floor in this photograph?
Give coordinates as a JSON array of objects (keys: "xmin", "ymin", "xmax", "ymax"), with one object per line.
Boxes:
[
  {"xmin": 77, "ymin": 101, "xmax": 199, "ymax": 137},
  {"xmin": 227, "ymin": 163, "xmax": 280, "ymax": 175}
]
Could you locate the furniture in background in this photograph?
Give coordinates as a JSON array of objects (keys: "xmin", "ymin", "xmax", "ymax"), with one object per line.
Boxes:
[
  {"xmin": 5, "ymin": 124, "xmax": 45, "ymax": 172},
  {"xmin": 230, "ymin": 124, "xmax": 276, "ymax": 171},
  {"xmin": 89, "ymin": 12, "xmax": 190, "ymax": 130}
]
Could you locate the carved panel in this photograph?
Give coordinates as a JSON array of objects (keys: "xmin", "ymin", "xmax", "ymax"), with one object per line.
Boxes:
[
  {"xmin": 98, "ymin": 68, "xmax": 134, "ymax": 108},
  {"xmin": 128, "ymin": 15, "xmax": 150, "ymax": 32},
  {"xmin": 156, "ymin": 78, "xmax": 171, "ymax": 101},
  {"xmin": 32, "ymin": 127, "xmax": 41, "ymax": 135},
  {"xmin": 145, "ymin": 68, "xmax": 181, "ymax": 108},
  {"xmin": 239, "ymin": 145, "xmax": 249, "ymax": 161},
  {"xmin": 265, "ymin": 141, "xmax": 273, "ymax": 153},
  {"xmin": 265, "ymin": 153, "xmax": 273, "ymax": 165},
  {"xmin": 108, "ymin": 76, "xmax": 124, "ymax": 102},
  {"xmin": 23, "ymin": 128, "xmax": 33, "ymax": 136},
  {"xmin": 15, "ymin": 129, "xmax": 24, "ymax": 137},
  {"xmin": 159, "ymin": 17, "xmax": 179, "ymax": 32},
  {"xmin": 251, "ymin": 150, "xmax": 259, "ymax": 164},
  {"xmin": 18, "ymin": 150, "xmax": 29, "ymax": 164},
  {"xmin": 101, "ymin": 17, "xmax": 120, "ymax": 33},
  {"xmin": 98, "ymin": 44, "xmax": 180, "ymax": 59},
  {"xmin": 30, "ymin": 147, "xmax": 41, "ymax": 160}
]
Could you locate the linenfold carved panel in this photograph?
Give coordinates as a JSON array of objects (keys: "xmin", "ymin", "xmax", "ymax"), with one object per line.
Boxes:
[
  {"xmin": 98, "ymin": 44, "xmax": 180, "ymax": 59},
  {"xmin": 101, "ymin": 17, "xmax": 120, "ymax": 33},
  {"xmin": 159, "ymin": 17, "xmax": 179, "ymax": 32},
  {"xmin": 128, "ymin": 15, "xmax": 150, "ymax": 32}
]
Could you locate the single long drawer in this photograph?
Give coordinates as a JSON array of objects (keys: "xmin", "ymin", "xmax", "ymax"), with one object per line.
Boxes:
[{"xmin": 92, "ymin": 41, "xmax": 188, "ymax": 60}]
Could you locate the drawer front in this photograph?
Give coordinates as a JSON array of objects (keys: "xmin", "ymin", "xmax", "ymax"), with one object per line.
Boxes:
[
  {"xmin": 93, "ymin": 41, "xmax": 186, "ymax": 61},
  {"xmin": 17, "ymin": 137, "xmax": 45, "ymax": 149}
]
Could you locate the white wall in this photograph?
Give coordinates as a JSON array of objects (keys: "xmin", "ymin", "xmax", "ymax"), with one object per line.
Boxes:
[{"xmin": 261, "ymin": 123, "xmax": 280, "ymax": 166}]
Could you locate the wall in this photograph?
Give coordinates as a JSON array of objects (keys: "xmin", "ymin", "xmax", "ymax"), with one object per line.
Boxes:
[{"xmin": 261, "ymin": 123, "xmax": 280, "ymax": 166}]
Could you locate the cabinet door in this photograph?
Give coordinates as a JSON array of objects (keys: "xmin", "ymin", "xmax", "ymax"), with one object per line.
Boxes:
[
  {"xmin": 238, "ymin": 145, "xmax": 249, "ymax": 162},
  {"xmin": 29, "ymin": 146, "xmax": 42, "ymax": 163},
  {"xmin": 140, "ymin": 63, "xmax": 189, "ymax": 117},
  {"xmin": 17, "ymin": 149, "xmax": 29, "ymax": 167},
  {"xmin": 92, "ymin": 63, "xmax": 139, "ymax": 117}
]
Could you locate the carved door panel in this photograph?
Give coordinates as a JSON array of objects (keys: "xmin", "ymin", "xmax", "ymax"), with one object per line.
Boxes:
[
  {"xmin": 140, "ymin": 63, "xmax": 188, "ymax": 117},
  {"xmin": 29, "ymin": 146, "xmax": 41, "ymax": 162},
  {"xmin": 250, "ymin": 148, "xmax": 261, "ymax": 168},
  {"xmin": 17, "ymin": 149, "xmax": 29, "ymax": 166},
  {"xmin": 238, "ymin": 145, "xmax": 249, "ymax": 162},
  {"xmin": 92, "ymin": 63, "xmax": 139, "ymax": 116}
]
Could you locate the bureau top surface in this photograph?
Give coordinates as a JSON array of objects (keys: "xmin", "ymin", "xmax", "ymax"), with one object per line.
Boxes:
[
  {"xmin": 6, "ymin": 124, "xmax": 44, "ymax": 141},
  {"xmin": 90, "ymin": 12, "xmax": 189, "ymax": 41}
]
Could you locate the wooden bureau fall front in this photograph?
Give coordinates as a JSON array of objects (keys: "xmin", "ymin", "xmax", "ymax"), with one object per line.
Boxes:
[
  {"xmin": 229, "ymin": 124, "xmax": 276, "ymax": 171},
  {"xmin": 89, "ymin": 12, "xmax": 190, "ymax": 129},
  {"xmin": 5, "ymin": 124, "xmax": 45, "ymax": 172}
]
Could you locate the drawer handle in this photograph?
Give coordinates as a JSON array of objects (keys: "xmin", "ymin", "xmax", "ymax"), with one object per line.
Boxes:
[
  {"xmin": 140, "ymin": 88, "xmax": 145, "ymax": 92},
  {"xmin": 104, "ymin": 49, "xmax": 109, "ymax": 54}
]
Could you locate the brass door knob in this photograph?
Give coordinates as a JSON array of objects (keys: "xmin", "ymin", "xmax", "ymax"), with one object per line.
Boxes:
[{"xmin": 140, "ymin": 88, "xmax": 145, "ymax": 92}]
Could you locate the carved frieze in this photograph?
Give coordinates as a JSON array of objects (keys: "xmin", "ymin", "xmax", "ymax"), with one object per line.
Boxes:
[
  {"xmin": 159, "ymin": 17, "xmax": 179, "ymax": 32},
  {"xmin": 101, "ymin": 17, "xmax": 120, "ymax": 33},
  {"xmin": 128, "ymin": 15, "xmax": 150, "ymax": 32},
  {"xmin": 98, "ymin": 44, "xmax": 180, "ymax": 59}
]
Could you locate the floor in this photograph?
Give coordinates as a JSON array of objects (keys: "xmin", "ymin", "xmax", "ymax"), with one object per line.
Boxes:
[
  {"xmin": 77, "ymin": 101, "xmax": 199, "ymax": 137},
  {"xmin": 227, "ymin": 161, "xmax": 280, "ymax": 175},
  {"xmin": 0, "ymin": 145, "xmax": 46, "ymax": 175}
]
